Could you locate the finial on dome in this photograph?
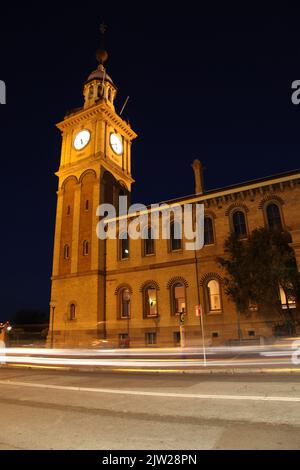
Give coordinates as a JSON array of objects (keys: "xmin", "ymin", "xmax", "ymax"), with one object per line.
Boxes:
[{"xmin": 96, "ymin": 22, "xmax": 108, "ymax": 65}]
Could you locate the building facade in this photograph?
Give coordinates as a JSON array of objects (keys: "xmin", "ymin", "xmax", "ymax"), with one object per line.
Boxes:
[{"xmin": 49, "ymin": 36, "xmax": 300, "ymax": 348}]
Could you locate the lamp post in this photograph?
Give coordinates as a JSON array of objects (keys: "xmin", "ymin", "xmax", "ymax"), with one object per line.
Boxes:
[
  {"xmin": 179, "ymin": 307, "xmax": 186, "ymax": 348},
  {"xmin": 123, "ymin": 289, "xmax": 131, "ymax": 348},
  {"xmin": 49, "ymin": 302, "xmax": 56, "ymax": 349}
]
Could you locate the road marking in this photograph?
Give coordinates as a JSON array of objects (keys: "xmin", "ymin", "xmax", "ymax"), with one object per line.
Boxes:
[{"xmin": 0, "ymin": 380, "xmax": 300, "ymax": 403}]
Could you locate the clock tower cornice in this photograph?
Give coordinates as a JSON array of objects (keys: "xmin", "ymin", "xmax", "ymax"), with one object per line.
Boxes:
[{"xmin": 56, "ymin": 102, "xmax": 137, "ymax": 141}]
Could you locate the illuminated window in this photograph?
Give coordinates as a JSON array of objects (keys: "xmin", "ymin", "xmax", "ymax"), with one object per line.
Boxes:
[
  {"xmin": 279, "ymin": 286, "xmax": 296, "ymax": 309},
  {"xmin": 232, "ymin": 211, "xmax": 247, "ymax": 238},
  {"xmin": 204, "ymin": 217, "xmax": 214, "ymax": 245},
  {"xmin": 70, "ymin": 303, "xmax": 76, "ymax": 321},
  {"xmin": 119, "ymin": 288, "xmax": 131, "ymax": 319},
  {"xmin": 143, "ymin": 227, "xmax": 155, "ymax": 256},
  {"xmin": 170, "ymin": 221, "xmax": 182, "ymax": 251},
  {"xmin": 83, "ymin": 240, "xmax": 89, "ymax": 256},
  {"xmin": 171, "ymin": 282, "xmax": 186, "ymax": 315},
  {"xmin": 120, "ymin": 233, "xmax": 129, "ymax": 259},
  {"xmin": 266, "ymin": 203, "xmax": 283, "ymax": 231},
  {"xmin": 64, "ymin": 244, "xmax": 70, "ymax": 260},
  {"xmin": 144, "ymin": 285, "xmax": 158, "ymax": 317},
  {"xmin": 206, "ymin": 279, "xmax": 222, "ymax": 312},
  {"xmin": 88, "ymin": 86, "xmax": 93, "ymax": 98}
]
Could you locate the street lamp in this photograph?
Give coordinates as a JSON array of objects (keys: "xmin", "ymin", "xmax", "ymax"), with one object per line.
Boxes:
[
  {"xmin": 123, "ymin": 289, "xmax": 131, "ymax": 347},
  {"xmin": 49, "ymin": 302, "xmax": 56, "ymax": 348}
]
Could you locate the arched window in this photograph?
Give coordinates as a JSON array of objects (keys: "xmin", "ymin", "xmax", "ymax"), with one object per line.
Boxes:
[
  {"xmin": 206, "ymin": 279, "xmax": 222, "ymax": 312},
  {"xmin": 119, "ymin": 288, "xmax": 131, "ymax": 318},
  {"xmin": 143, "ymin": 226, "xmax": 155, "ymax": 256},
  {"xmin": 204, "ymin": 217, "xmax": 214, "ymax": 245},
  {"xmin": 171, "ymin": 282, "xmax": 186, "ymax": 315},
  {"xmin": 108, "ymin": 88, "xmax": 112, "ymax": 102},
  {"xmin": 83, "ymin": 240, "xmax": 89, "ymax": 256},
  {"xmin": 266, "ymin": 203, "xmax": 283, "ymax": 231},
  {"xmin": 64, "ymin": 244, "xmax": 70, "ymax": 260},
  {"xmin": 279, "ymin": 286, "xmax": 296, "ymax": 309},
  {"xmin": 232, "ymin": 211, "xmax": 247, "ymax": 238},
  {"xmin": 120, "ymin": 233, "xmax": 129, "ymax": 259},
  {"xmin": 70, "ymin": 303, "xmax": 76, "ymax": 321},
  {"xmin": 88, "ymin": 86, "xmax": 93, "ymax": 99},
  {"xmin": 170, "ymin": 221, "xmax": 182, "ymax": 251},
  {"xmin": 143, "ymin": 284, "xmax": 158, "ymax": 317}
]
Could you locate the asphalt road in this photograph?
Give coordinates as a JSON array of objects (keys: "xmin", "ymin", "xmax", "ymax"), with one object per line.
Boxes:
[{"xmin": 0, "ymin": 367, "xmax": 299, "ymax": 450}]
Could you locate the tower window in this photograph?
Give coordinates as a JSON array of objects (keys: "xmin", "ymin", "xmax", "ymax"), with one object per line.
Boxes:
[
  {"xmin": 85, "ymin": 200, "xmax": 89, "ymax": 211},
  {"xmin": 83, "ymin": 240, "xmax": 89, "ymax": 256},
  {"xmin": 67, "ymin": 206, "xmax": 71, "ymax": 216},
  {"xmin": 64, "ymin": 244, "xmax": 70, "ymax": 260}
]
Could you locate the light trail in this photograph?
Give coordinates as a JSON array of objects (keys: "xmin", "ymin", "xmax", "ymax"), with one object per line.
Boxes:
[{"xmin": 0, "ymin": 342, "xmax": 298, "ymax": 370}]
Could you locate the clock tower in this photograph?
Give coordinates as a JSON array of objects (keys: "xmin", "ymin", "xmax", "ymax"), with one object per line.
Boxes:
[{"xmin": 50, "ymin": 26, "xmax": 137, "ymax": 346}]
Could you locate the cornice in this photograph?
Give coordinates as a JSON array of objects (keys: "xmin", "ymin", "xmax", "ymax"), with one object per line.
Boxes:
[{"xmin": 56, "ymin": 102, "xmax": 137, "ymax": 140}]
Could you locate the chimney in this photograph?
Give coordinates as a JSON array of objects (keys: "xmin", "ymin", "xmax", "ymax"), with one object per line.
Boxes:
[{"xmin": 191, "ymin": 159, "xmax": 204, "ymax": 194}]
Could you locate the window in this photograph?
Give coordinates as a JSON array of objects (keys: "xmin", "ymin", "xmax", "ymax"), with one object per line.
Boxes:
[
  {"xmin": 170, "ymin": 221, "xmax": 182, "ymax": 251},
  {"xmin": 119, "ymin": 288, "xmax": 131, "ymax": 318},
  {"xmin": 83, "ymin": 240, "xmax": 89, "ymax": 256},
  {"xmin": 145, "ymin": 332, "xmax": 156, "ymax": 345},
  {"xmin": 173, "ymin": 331, "xmax": 181, "ymax": 345},
  {"xmin": 120, "ymin": 233, "xmax": 129, "ymax": 259},
  {"xmin": 204, "ymin": 217, "xmax": 214, "ymax": 245},
  {"xmin": 143, "ymin": 227, "xmax": 155, "ymax": 256},
  {"xmin": 67, "ymin": 205, "xmax": 71, "ymax": 216},
  {"xmin": 119, "ymin": 333, "xmax": 129, "ymax": 348},
  {"xmin": 85, "ymin": 200, "xmax": 89, "ymax": 211},
  {"xmin": 88, "ymin": 86, "xmax": 93, "ymax": 99},
  {"xmin": 64, "ymin": 244, "xmax": 70, "ymax": 260},
  {"xmin": 70, "ymin": 303, "xmax": 76, "ymax": 321},
  {"xmin": 212, "ymin": 332, "xmax": 219, "ymax": 338},
  {"xmin": 144, "ymin": 285, "xmax": 158, "ymax": 317},
  {"xmin": 279, "ymin": 286, "xmax": 296, "ymax": 309},
  {"xmin": 206, "ymin": 279, "xmax": 222, "ymax": 312},
  {"xmin": 171, "ymin": 282, "xmax": 186, "ymax": 315},
  {"xmin": 248, "ymin": 330, "xmax": 255, "ymax": 337},
  {"xmin": 266, "ymin": 203, "xmax": 283, "ymax": 231},
  {"xmin": 232, "ymin": 211, "xmax": 247, "ymax": 238}
]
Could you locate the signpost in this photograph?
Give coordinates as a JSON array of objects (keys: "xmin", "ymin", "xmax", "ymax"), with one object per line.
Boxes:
[
  {"xmin": 179, "ymin": 309, "xmax": 186, "ymax": 348},
  {"xmin": 196, "ymin": 305, "xmax": 206, "ymax": 366}
]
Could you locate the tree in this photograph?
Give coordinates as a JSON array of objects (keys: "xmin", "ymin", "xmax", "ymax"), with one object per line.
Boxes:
[
  {"xmin": 218, "ymin": 228, "xmax": 300, "ymax": 335},
  {"xmin": 13, "ymin": 309, "xmax": 48, "ymax": 327}
]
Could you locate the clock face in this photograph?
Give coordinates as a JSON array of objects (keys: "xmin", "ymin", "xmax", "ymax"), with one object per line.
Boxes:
[
  {"xmin": 110, "ymin": 132, "xmax": 123, "ymax": 155},
  {"xmin": 73, "ymin": 129, "xmax": 91, "ymax": 151}
]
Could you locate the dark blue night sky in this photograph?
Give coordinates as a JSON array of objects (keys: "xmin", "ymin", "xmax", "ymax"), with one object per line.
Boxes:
[{"xmin": 0, "ymin": 5, "xmax": 300, "ymax": 320}]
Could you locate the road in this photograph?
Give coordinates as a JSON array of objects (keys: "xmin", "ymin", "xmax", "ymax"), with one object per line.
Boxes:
[{"xmin": 0, "ymin": 367, "xmax": 300, "ymax": 450}]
